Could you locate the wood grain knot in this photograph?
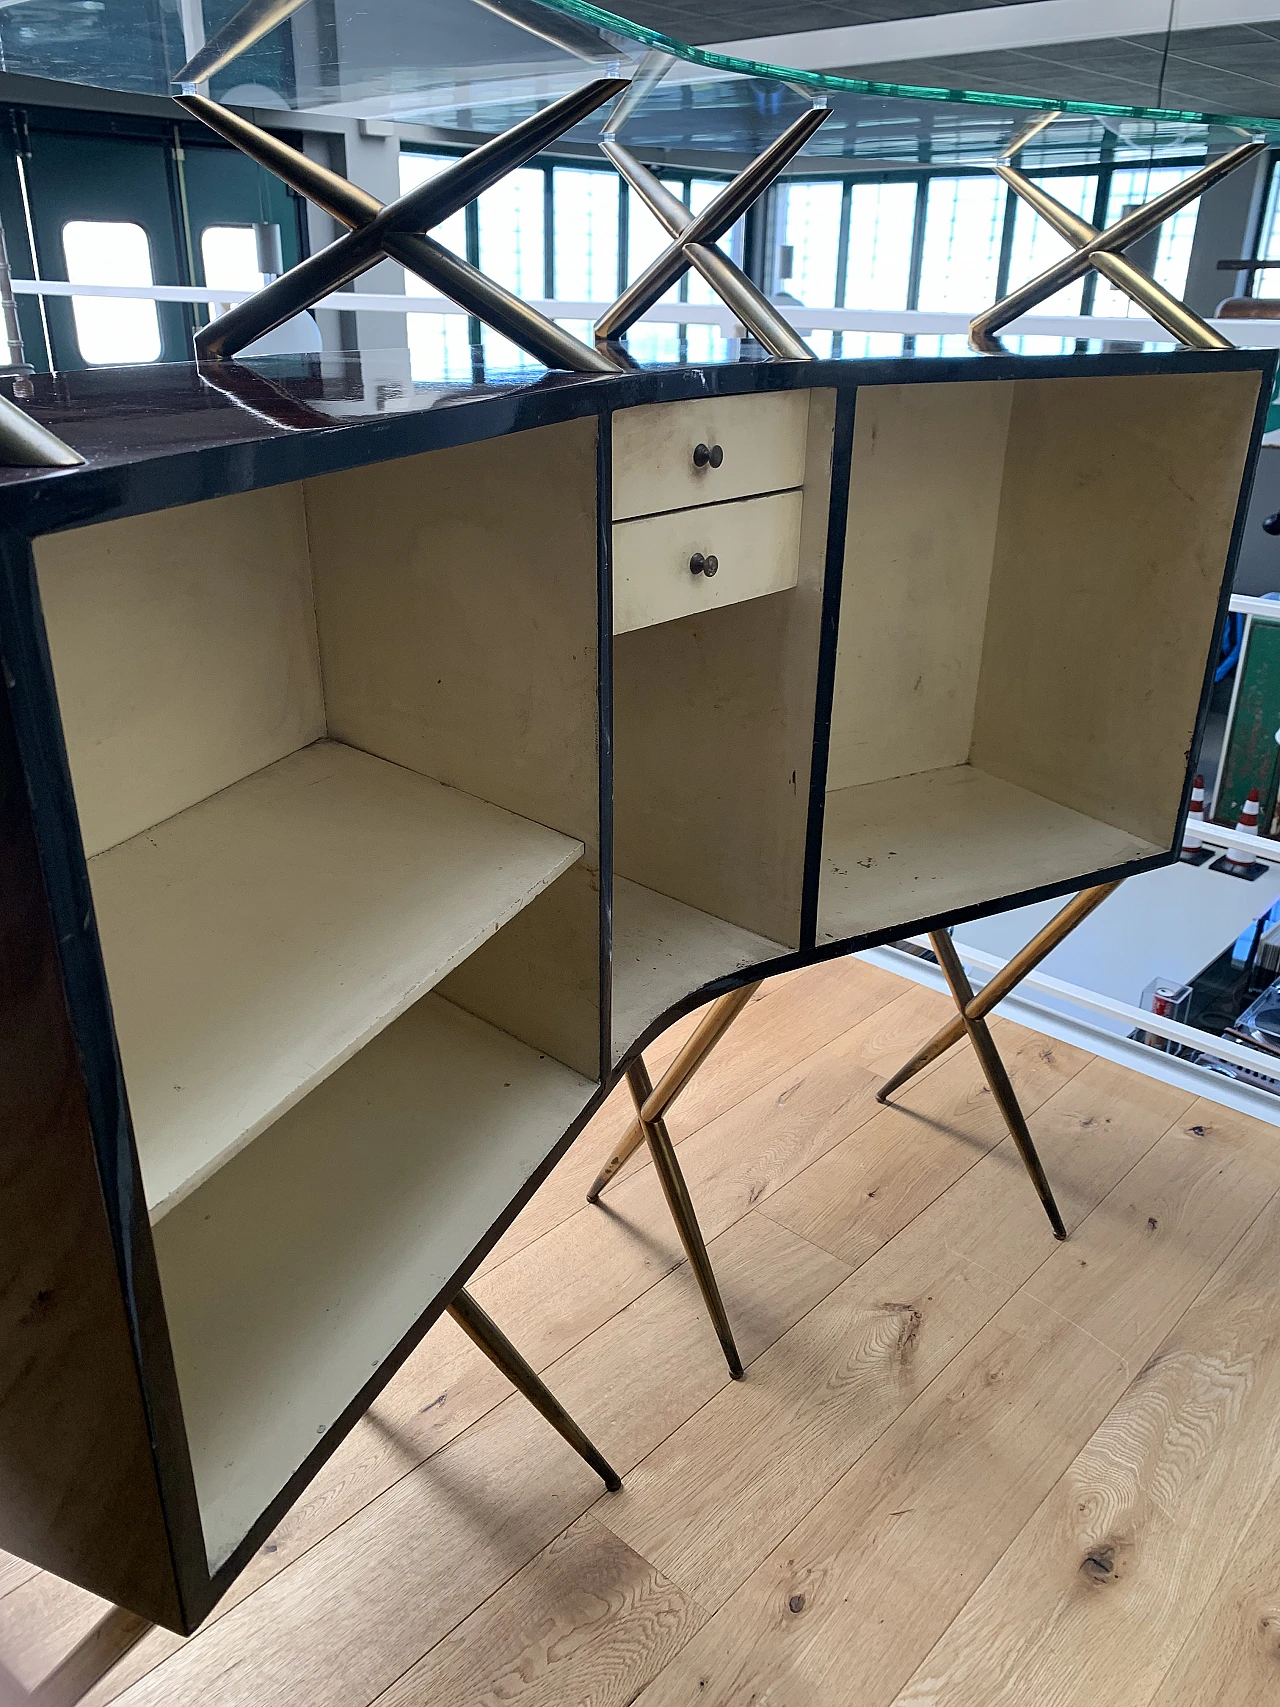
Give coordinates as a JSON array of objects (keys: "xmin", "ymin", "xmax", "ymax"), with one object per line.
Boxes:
[
  {"xmin": 1080, "ymin": 1544, "xmax": 1120, "ymax": 1584},
  {"xmin": 884, "ymin": 1302, "xmax": 922, "ymax": 1355},
  {"xmin": 788, "ymin": 1594, "xmax": 805, "ymax": 1614}
]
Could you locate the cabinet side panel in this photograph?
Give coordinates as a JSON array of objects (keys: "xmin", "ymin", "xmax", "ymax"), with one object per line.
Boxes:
[
  {"xmin": 306, "ymin": 418, "xmax": 602, "ymax": 1076},
  {"xmin": 826, "ymin": 379, "xmax": 1013, "ymax": 793},
  {"xmin": 436, "ymin": 861, "xmax": 601, "ymax": 1080},
  {"xmin": 306, "ymin": 418, "xmax": 600, "ymax": 851},
  {"xmin": 612, "ymin": 390, "xmax": 835, "ymax": 948},
  {"xmin": 33, "ymin": 485, "xmax": 324, "ymax": 858},
  {"xmin": 971, "ymin": 369, "xmax": 1262, "ymax": 846},
  {"xmin": 0, "ymin": 664, "xmax": 184, "ymax": 1629}
]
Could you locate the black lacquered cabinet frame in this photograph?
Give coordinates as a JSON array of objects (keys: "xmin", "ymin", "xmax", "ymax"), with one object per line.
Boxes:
[{"xmin": 0, "ymin": 346, "xmax": 1270, "ymax": 1632}]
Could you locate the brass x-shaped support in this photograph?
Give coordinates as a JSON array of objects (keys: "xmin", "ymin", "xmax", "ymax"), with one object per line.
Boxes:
[
  {"xmin": 177, "ymin": 80, "xmax": 628, "ymax": 370},
  {"xmin": 970, "ymin": 137, "xmax": 1266, "ymax": 354},
  {"xmin": 594, "ymin": 106, "xmax": 830, "ymax": 355}
]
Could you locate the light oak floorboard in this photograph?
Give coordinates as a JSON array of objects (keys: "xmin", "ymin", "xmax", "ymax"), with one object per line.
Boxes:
[
  {"xmin": 0, "ymin": 1557, "xmax": 36, "ymax": 1603},
  {"xmin": 761, "ymin": 1018, "xmax": 1090, "ymax": 1268},
  {"xmin": 633, "ymin": 1290, "xmax": 1129, "ymax": 1707},
  {"xmin": 95, "ymin": 1214, "xmax": 845, "ymax": 1707},
  {"xmin": 592, "ymin": 1054, "xmax": 1185, "ymax": 1613},
  {"xmin": 1146, "ymin": 1469, "xmax": 1280, "ymax": 1707},
  {"xmin": 627, "ymin": 1093, "xmax": 1280, "ymax": 1707},
  {"xmin": 892, "ymin": 1187, "xmax": 1280, "ymax": 1707},
  {"xmin": 374, "ymin": 1515, "xmax": 705, "ymax": 1707}
]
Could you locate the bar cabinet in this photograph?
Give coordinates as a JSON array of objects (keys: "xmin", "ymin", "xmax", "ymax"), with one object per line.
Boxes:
[{"xmin": 0, "ymin": 346, "xmax": 1269, "ymax": 1631}]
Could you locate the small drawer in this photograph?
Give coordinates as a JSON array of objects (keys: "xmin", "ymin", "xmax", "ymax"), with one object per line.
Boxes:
[
  {"xmin": 612, "ymin": 391, "xmax": 810, "ymax": 521},
  {"xmin": 613, "ymin": 489, "xmax": 803, "ymax": 635}
]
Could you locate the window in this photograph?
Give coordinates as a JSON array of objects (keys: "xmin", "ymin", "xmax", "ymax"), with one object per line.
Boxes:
[
  {"xmin": 62, "ymin": 219, "xmax": 161, "ymax": 365},
  {"xmin": 682, "ymin": 178, "xmax": 743, "ymax": 363},
  {"xmin": 551, "ymin": 166, "xmax": 619, "ymax": 349},
  {"xmin": 912, "ymin": 176, "xmax": 1006, "ymax": 357},
  {"xmin": 1004, "ymin": 174, "xmax": 1094, "ymax": 317},
  {"xmin": 398, "ymin": 152, "xmax": 471, "ymax": 383},
  {"xmin": 840, "ymin": 181, "xmax": 916, "ymax": 359},
  {"xmin": 916, "ymin": 177, "xmax": 1006, "ymax": 314},
  {"xmin": 1252, "ymin": 164, "xmax": 1280, "ymax": 296},
  {"xmin": 1094, "ymin": 166, "xmax": 1198, "ymax": 320},
  {"xmin": 624, "ymin": 175, "xmax": 684, "ymax": 365},
  {"xmin": 201, "ymin": 225, "xmax": 264, "ymax": 296},
  {"xmin": 777, "ymin": 180, "xmax": 842, "ymax": 356}
]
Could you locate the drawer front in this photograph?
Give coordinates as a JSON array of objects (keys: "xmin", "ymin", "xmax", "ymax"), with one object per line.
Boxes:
[
  {"xmin": 613, "ymin": 489, "xmax": 803, "ymax": 635},
  {"xmin": 612, "ymin": 391, "xmax": 810, "ymax": 521}
]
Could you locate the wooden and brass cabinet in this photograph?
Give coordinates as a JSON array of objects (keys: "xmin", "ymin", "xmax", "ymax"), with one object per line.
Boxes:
[{"xmin": 0, "ymin": 348, "xmax": 1269, "ymax": 1632}]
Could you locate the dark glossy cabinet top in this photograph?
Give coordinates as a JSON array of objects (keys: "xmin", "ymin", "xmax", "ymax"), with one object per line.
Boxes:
[{"xmin": 0, "ymin": 345, "xmax": 1273, "ymax": 541}]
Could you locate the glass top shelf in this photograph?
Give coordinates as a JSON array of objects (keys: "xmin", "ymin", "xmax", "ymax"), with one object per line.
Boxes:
[{"xmin": 4, "ymin": 0, "xmax": 1279, "ymax": 165}]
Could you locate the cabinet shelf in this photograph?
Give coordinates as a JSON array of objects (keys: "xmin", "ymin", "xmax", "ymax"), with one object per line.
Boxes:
[
  {"xmin": 88, "ymin": 739, "xmax": 584, "ymax": 1220},
  {"xmin": 817, "ymin": 764, "xmax": 1160, "ymax": 946},
  {"xmin": 151, "ymin": 992, "xmax": 594, "ymax": 1572},
  {"xmin": 611, "ymin": 875, "xmax": 788, "ymax": 1062}
]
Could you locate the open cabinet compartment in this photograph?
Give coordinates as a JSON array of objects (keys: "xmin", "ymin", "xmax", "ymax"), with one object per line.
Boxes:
[
  {"xmin": 32, "ymin": 417, "xmax": 603, "ymax": 1577},
  {"xmin": 817, "ymin": 368, "xmax": 1264, "ymax": 947},
  {"xmin": 609, "ymin": 389, "xmax": 837, "ymax": 1060}
]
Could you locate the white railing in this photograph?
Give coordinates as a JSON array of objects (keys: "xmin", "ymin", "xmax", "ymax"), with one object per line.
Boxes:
[{"xmin": 12, "ymin": 277, "xmax": 1280, "ymax": 348}]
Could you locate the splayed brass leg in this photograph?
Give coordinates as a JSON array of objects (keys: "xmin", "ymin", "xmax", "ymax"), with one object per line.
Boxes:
[
  {"xmin": 876, "ymin": 884, "xmax": 1120, "ymax": 1105},
  {"xmin": 585, "ymin": 1117, "xmax": 648, "ymax": 1203},
  {"xmin": 929, "ymin": 931, "xmax": 1066, "ymax": 1240},
  {"xmin": 448, "ymin": 1290, "xmax": 621, "ymax": 1490},
  {"xmin": 588, "ymin": 982, "xmax": 762, "ymax": 1204},
  {"xmin": 627, "ymin": 1060, "xmax": 744, "ymax": 1379}
]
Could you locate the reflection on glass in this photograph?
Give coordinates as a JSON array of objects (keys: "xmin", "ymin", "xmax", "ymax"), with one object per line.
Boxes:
[{"xmin": 62, "ymin": 218, "xmax": 162, "ymax": 364}]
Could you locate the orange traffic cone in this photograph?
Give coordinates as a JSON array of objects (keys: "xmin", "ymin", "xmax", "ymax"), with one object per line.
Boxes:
[
  {"xmin": 1180, "ymin": 774, "xmax": 1206, "ymax": 861},
  {"xmin": 1221, "ymin": 788, "xmax": 1261, "ymax": 874}
]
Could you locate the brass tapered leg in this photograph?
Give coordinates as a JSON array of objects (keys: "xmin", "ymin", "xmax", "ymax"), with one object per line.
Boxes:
[
  {"xmin": 448, "ymin": 1290, "xmax": 621, "ymax": 1490},
  {"xmin": 929, "ymin": 932, "xmax": 1066, "ymax": 1240},
  {"xmin": 876, "ymin": 884, "xmax": 1120, "ymax": 1105},
  {"xmin": 587, "ymin": 982, "xmax": 762, "ymax": 1204},
  {"xmin": 627, "ymin": 1060, "xmax": 744, "ymax": 1379},
  {"xmin": 585, "ymin": 1117, "xmax": 648, "ymax": 1203}
]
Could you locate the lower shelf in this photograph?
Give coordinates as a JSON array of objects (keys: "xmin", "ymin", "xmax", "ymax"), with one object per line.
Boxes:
[
  {"xmin": 612, "ymin": 875, "xmax": 789, "ymax": 1063},
  {"xmin": 151, "ymin": 993, "xmax": 595, "ymax": 1576},
  {"xmin": 817, "ymin": 762, "xmax": 1161, "ymax": 946}
]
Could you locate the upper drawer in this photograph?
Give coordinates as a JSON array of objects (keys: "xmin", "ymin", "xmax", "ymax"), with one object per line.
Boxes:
[
  {"xmin": 612, "ymin": 391, "xmax": 810, "ymax": 521},
  {"xmin": 613, "ymin": 489, "xmax": 803, "ymax": 635}
]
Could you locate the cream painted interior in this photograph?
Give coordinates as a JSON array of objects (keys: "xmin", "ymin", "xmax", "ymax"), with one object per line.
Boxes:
[
  {"xmin": 819, "ymin": 369, "xmax": 1262, "ymax": 946},
  {"xmin": 33, "ymin": 418, "xmax": 602, "ymax": 1573},
  {"xmin": 611, "ymin": 390, "xmax": 836, "ymax": 1058}
]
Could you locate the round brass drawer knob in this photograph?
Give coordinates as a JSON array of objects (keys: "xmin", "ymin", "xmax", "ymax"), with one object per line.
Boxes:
[
  {"xmin": 692, "ymin": 442, "xmax": 724, "ymax": 469},
  {"xmin": 689, "ymin": 553, "xmax": 719, "ymax": 577}
]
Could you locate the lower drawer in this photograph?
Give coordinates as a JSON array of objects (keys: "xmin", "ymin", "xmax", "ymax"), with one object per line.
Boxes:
[{"xmin": 612, "ymin": 489, "xmax": 804, "ymax": 635}]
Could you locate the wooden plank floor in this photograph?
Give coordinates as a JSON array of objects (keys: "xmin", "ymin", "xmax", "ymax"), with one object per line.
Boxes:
[{"xmin": 4, "ymin": 955, "xmax": 1280, "ymax": 1707}]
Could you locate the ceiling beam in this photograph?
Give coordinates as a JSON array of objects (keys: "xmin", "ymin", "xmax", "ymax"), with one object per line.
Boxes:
[{"xmin": 706, "ymin": 0, "xmax": 1280, "ymax": 75}]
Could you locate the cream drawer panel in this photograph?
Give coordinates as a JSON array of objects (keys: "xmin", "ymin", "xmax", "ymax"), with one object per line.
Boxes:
[
  {"xmin": 613, "ymin": 490, "xmax": 803, "ymax": 635},
  {"xmin": 612, "ymin": 391, "xmax": 810, "ymax": 520}
]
